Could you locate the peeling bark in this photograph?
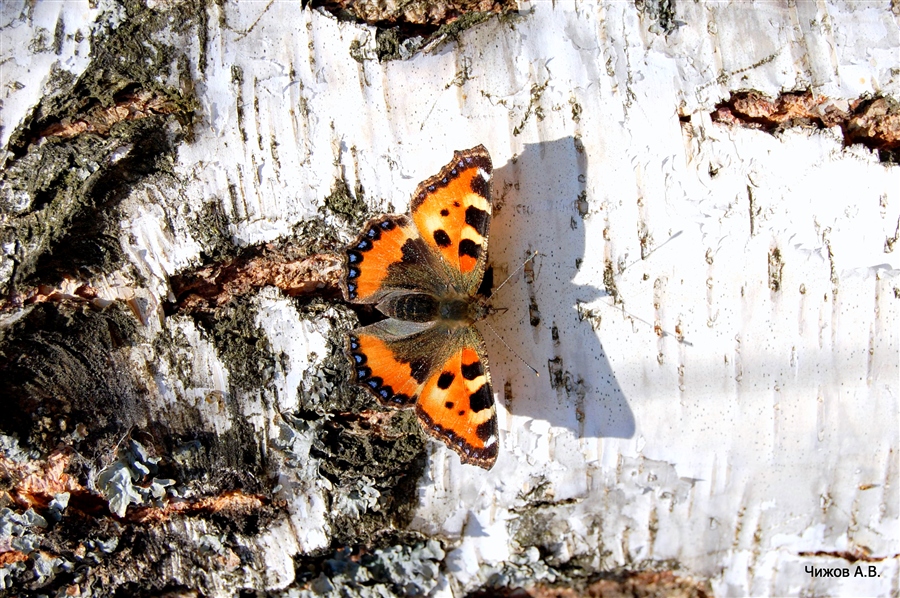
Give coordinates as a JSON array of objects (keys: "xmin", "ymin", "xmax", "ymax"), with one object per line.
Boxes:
[{"xmin": 712, "ymin": 91, "xmax": 900, "ymax": 159}]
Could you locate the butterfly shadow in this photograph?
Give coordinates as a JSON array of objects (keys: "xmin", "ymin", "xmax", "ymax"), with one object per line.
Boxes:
[{"xmin": 483, "ymin": 137, "xmax": 635, "ymax": 446}]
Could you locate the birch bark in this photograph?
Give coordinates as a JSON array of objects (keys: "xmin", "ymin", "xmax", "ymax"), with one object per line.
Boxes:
[{"xmin": 0, "ymin": 1, "xmax": 897, "ymax": 596}]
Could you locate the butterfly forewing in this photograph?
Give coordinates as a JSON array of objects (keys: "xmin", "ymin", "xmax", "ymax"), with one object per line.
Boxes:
[{"xmin": 410, "ymin": 146, "xmax": 492, "ymax": 291}]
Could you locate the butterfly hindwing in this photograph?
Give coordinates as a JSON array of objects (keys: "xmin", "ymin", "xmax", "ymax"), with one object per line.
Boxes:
[
  {"xmin": 415, "ymin": 330, "xmax": 498, "ymax": 469},
  {"xmin": 346, "ymin": 319, "xmax": 498, "ymax": 469},
  {"xmin": 345, "ymin": 319, "xmax": 437, "ymax": 408},
  {"xmin": 410, "ymin": 146, "xmax": 492, "ymax": 288}
]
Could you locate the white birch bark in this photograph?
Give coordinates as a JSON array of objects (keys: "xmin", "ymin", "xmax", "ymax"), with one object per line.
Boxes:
[{"xmin": 0, "ymin": 1, "xmax": 897, "ymax": 596}]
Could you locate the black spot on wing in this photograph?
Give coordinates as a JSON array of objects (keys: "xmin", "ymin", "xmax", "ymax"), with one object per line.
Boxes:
[
  {"xmin": 440, "ymin": 209, "xmax": 450, "ymax": 216},
  {"xmin": 469, "ymin": 383, "xmax": 492, "ymax": 412},
  {"xmin": 461, "ymin": 360, "xmax": 484, "ymax": 380},
  {"xmin": 434, "ymin": 229, "xmax": 452, "ymax": 248},
  {"xmin": 476, "ymin": 419, "xmax": 496, "ymax": 441},
  {"xmin": 458, "ymin": 239, "xmax": 480, "ymax": 260},
  {"xmin": 470, "ymin": 172, "xmax": 489, "ymax": 198},
  {"xmin": 437, "ymin": 371, "xmax": 455, "ymax": 390},
  {"xmin": 464, "ymin": 206, "xmax": 489, "ymax": 236}
]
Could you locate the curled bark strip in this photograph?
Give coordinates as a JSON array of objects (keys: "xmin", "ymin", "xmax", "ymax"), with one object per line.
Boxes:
[
  {"xmin": 168, "ymin": 250, "xmax": 343, "ymax": 314},
  {"xmin": 711, "ymin": 91, "xmax": 900, "ymax": 155},
  {"xmin": 312, "ymin": 0, "xmax": 513, "ymax": 26},
  {"xmin": 128, "ymin": 490, "xmax": 268, "ymax": 524},
  {"xmin": 470, "ymin": 570, "xmax": 713, "ymax": 598},
  {"xmin": 798, "ymin": 549, "xmax": 900, "ymax": 564},
  {"xmin": 37, "ymin": 90, "xmax": 184, "ymax": 141},
  {"xmin": 2, "ymin": 450, "xmax": 86, "ymax": 510}
]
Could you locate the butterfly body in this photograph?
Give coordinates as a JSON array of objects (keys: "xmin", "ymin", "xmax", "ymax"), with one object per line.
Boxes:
[
  {"xmin": 379, "ymin": 291, "xmax": 489, "ymax": 324},
  {"xmin": 340, "ymin": 146, "xmax": 499, "ymax": 469}
]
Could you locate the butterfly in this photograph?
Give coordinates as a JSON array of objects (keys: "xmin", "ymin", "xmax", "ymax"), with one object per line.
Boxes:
[{"xmin": 339, "ymin": 145, "xmax": 499, "ymax": 469}]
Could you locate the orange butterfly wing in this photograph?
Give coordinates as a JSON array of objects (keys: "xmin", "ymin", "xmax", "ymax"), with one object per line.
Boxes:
[
  {"xmin": 410, "ymin": 147, "xmax": 492, "ymax": 281},
  {"xmin": 341, "ymin": 215, "xmax": 422, "ymax": 304},
  {"xmin": 415, "ymin": 345, "xmax": 498, "ymax": 468},
  {"xmin": 345, "ymin": 319, "xmax": 433, "ymax": 409}
]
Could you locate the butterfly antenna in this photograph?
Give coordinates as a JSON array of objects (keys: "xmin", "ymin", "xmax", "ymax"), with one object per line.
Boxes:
[
  {"xmin": 492, "ymin": 250, "xmax": 539, "ymax": 297},
  {"xmin": 603, "ymin": 231, "xmax": 690, "ymax": 344},
  {"xmin": 591, "ymin": 299, "xmax": 693, "ymax": 347},
  {"xmin": 622, "ymin": 230, "xmax": 683, "ymax": 272},
  {"xmin": 483, "ymin": 321, "xmax": 539, "ymax": 377}
]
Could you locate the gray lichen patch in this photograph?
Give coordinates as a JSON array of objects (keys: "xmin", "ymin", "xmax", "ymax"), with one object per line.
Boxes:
[
  {"xmin": 317, "ymin": 409, "xmax": 426, "ymax": 546},
  {"xmin": 292, "ymin": 539, "xmax": 447, "ymax": 595},
  {"xmin": 280, "ymin": 301, "xmax": 428, "ymax": 545},
  {"xmin": 486, "ymin": 508, "xmax": 711, "ymax": 597},
  {"xmin": 198, "ymin": 301, "xmax": 276, "ymax": 393},
  {"xmin": 292, "ymin": 216, "xmax": 348, "ymax": 256},
  {"xmin": 294, "ymin": 302, "xmax": 365, "ymax": 412},
  {"xmin": 96, "ymin": 437, "xmax": 175, "ymax": 517},
  {"xmin": 371, "ymin": 28, "xmax": 405, "ymax": 62},
  {"xmin": 151, "ymin": 317, "xmax": 197, "ymax": 386},
  {"xmin": 188, "ymin": 195, "xmax": 239, "ymax": 263},
  {"xmin": 635, "ymin": 0, "xmax": 680, "ymax": 36}
]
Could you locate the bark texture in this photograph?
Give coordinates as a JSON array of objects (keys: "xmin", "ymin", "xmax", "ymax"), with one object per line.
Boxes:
[{"xmin": 0, "ymin": 1, "xmax": 898, "ymax": 596}]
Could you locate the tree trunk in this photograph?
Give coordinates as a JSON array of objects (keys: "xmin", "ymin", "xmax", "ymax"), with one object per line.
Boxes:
[{"xmin": 1, "ymin": 1, "xmax": 897, "ymax": 596}]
